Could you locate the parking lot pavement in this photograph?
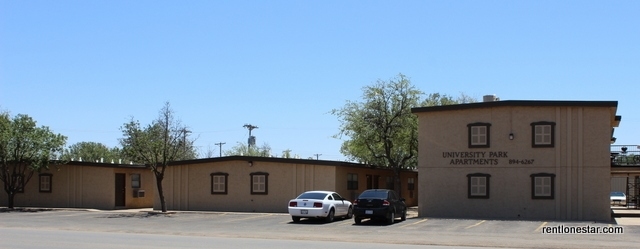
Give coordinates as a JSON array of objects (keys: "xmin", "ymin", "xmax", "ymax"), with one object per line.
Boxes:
[{"xmin": 1, "ymin": 209, "xmax": 639, "ymax": 249}]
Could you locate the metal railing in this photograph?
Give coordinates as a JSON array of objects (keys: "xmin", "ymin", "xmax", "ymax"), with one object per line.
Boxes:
[{"xmin": 611, "ymin": 145, "xmax": 640, "ymax": 166}]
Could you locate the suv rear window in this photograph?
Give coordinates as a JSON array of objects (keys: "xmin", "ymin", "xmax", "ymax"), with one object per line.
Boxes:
[{"xmin": 358, "ymin": 190, "xmax": 388, "ymax": 199}]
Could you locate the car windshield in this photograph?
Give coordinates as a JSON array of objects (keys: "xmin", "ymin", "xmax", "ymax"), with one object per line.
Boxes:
[
  {"xmin": 358, "ymin": 191, "xmax": 388, "ymax": 199},
  {"xmin": 297, "ymin": 192, "xmax": 328, "ymax": 200},
  {"xmin": 611, "ymin": 192, "xmax": 625, "ymax": 197}
]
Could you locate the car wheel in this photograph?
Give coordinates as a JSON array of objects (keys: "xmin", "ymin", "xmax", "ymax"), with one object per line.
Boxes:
[
  {"xmin": 292, "ymin": 216, "xmax": 301, "ymax": 222},
  {"xmin": 354, "ymin": 216, "xmax": 362, "ymax": 225},
  {"xmin": 401, "ymin": 208, "xmax": 407, "ymax": 221},
  {"xmin": 346, "ymin": 206, "xmax": 353, "ymax": 219},
  {"xmin": 387, "ymin": 210, "xmax": 395, "ymax": 224},
  {"xmin": 325, "ymin": 209, "xmax": 335, "ymax": 223}
]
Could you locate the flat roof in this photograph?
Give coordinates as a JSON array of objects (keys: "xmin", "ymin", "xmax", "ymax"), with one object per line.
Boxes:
[
  {"xmin": 411, "ymin": 100, "xmax": 618, "ymax": 113},
  {"xmin": 169, "ymin": 155, "xmax": 417, "ymax": 172}
]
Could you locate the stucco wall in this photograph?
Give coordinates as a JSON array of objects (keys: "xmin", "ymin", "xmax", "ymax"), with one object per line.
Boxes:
[
  {"xmin": 158, "ymin": 160, "xmax": 419, "ymax": 213},
  {"xmin": 1, "ymin": 163, "xmax": 153, "ymax": 210},
  {"xmin": 417, "ymin": 104, "xmax": 614, "ymax": 221},
  {"xmin": 159, "ymin": 160, "xmax": 339, "ymax": 213}
]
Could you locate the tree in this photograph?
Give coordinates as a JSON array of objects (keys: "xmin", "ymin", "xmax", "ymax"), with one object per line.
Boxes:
[
  {"xmin": 331, "ymin": 74, "xmax": 475, "ymax": 196},
  {"xmin": 61, "ymin": 142, "xmax": 126, "ymax": 163},
  {"xmin": 201, "ymin": 144, "xmax": 217, "ymax": 158},
  {"xmin": 224, "ymin": 142, "xmax": 272, "ymax": 157},
  {"xmin": 423, "ymin": 92, "xmax": 475, "ymax": 106},
  {"xmin": 119, "ymin": 102, "xmax": 197, "ymax": 212},
  {"xmin": 0, "ymin": 112, "xmax": 66, "ymax": 209}
]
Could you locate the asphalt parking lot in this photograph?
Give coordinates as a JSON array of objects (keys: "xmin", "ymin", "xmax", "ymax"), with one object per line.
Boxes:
[{"xmin": 1, "ymin": 208, "xmax": 639, "ymax": 248}]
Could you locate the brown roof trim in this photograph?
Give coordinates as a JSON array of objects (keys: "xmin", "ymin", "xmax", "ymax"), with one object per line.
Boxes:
[
  {"xmin": 168, "ymin": 156, "xmax": 417, "ymax": 172},
  {"xmin": 51, "ymin": 157, "xmax": 418, "ymax": 172},
  {"xmin": 52, "ymin": 160, "xmax": 148, "ymax": 169},
  {"xmin": 411, "ymin": 100, "xmax": 618, "ymax": 113}
]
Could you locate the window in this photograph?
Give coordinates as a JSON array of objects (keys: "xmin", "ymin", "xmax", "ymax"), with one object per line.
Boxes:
[
  {"xmin": 531, "ymin": 173, "xmax": 555, "ymax": 199},
  {"xmin": 131, "ymin": 174, "xmax": 141, "ymax": 188},
  {"xmin": 250, "ymin": 172, "xmax": 269, "ymax": 195},
  {"xmin": 468, "ymin": 123, "xmax": 491, "ymax": 148},
  {"xmin": 366, "ymin": 175, "xmax": 380, "ymax": 189},
  {"xmin": 211, "ymin": 172, "xmax": 228, "ymax": 195},
  {"xmin": 531, "ymin": 122, "xmax": 555, "ymax": 147},
  {"xmin": 13, "ymin": 174, "xmax": 24, "ymax": 193},
  {"xmin": 467, "ymin": 173, "xmax": 490, "ymax": 198},
  {"xmin": 385, "ymin": 176, "xmax": 394, "ymax": 189},
  {"xmin": 39, "ymin": 174, "xmax": 52, "ymax": 193},
  {"xmin": 407, "ymin": 178, "xmax": 415, "ymax": 190},
  {"xmin": 332, "ymin": 193, "xmax": 345, "ymax": 201},
  {"xmin": 347, "ymin": 173, "xmax": 358, "ymax": 190}
]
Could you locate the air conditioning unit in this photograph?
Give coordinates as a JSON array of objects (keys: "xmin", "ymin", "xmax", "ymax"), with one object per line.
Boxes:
[{"xmin": 133, "ymin": 189, "xmax": 145, "ymax": 198}]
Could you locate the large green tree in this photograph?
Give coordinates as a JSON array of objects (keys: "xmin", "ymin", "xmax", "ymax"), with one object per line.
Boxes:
[
  {"xmin": 0, "ymin": 112, "xmax": 66, "ymax": 209},
  {"xmin": 62, "ymin": 142, "xmax": 126, "ymax": 163},
  {"xmin": 332, "ymin": 74, "xmax": 475, "ymax": 196},
  {"xmin": 119, "ymin": 102, "xmax": 197, "ymax": 212}
]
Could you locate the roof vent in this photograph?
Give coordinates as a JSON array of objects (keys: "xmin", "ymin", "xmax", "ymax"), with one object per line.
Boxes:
[{"xmin": 483, "ymin": 95, "xmax": 499, "ymax": 102}]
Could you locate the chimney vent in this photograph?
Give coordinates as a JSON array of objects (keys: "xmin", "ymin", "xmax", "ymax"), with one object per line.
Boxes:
[{"xmin": 483, "ymin": 95, "xmax": 499, "ymax": 102}]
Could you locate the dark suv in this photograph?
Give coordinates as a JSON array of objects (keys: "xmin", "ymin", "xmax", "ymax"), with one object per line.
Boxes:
[{"xmin": 353, "ymin": 189, "xmax": 407, "ymax": 224}]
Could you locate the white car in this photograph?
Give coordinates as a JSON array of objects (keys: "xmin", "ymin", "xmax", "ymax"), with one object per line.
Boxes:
[
  {"xmin": 610, "ymin": 192, "xmax": 626, "ymax": 206},
  {"xmin": 288, "ymin": 190, "xmax": 353, "ymax": 223}
]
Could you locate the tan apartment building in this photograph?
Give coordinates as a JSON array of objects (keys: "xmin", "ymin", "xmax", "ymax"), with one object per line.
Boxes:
[
  {"xmin": 0, "ymin": 161, "xmax": 154, "ymax": 210},
  {"xmin": 2, "ymin": 157, "xmax": 416, "ymax": 213},
  {"xmin": 412, "ymin": 98, "xmax": 620, "ymax": 221},
  {"xmin": 159, "ymin": 156, "xmax": 418, "ymax": 213}
]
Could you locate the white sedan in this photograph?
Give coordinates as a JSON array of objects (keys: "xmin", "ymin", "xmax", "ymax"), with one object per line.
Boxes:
[
  {"xmin": 611, "ymin": 191, "xmax": 626, "ymax": 206},
  {"xmin": 288, "ymin": 190, "xmax": 353, "ymax": 223}
]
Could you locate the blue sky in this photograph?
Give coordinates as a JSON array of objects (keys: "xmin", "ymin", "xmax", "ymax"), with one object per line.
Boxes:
[{"xmin": 1, "ymin": 1, "xmax": 638, "ymax": 161}]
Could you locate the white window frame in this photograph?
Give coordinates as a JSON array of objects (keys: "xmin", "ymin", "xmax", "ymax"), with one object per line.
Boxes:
[
  {"xmin": 471, "ymin": 126, "xmax": 487, "ymax": 145},
  {"xmin": 470, "ymin": 177, "xmax": 486, "ymax": 196},
  {"xmin": 534, "ymin": 177, "xmax": 551, "ymax": 196},
  {"xmin": 535, "ymin": 125, "xmax": 552, "ymax": 145}
]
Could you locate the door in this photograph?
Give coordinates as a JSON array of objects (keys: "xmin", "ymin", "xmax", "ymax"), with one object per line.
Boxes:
[
  {"xmin": 115, "ymin": 173, "xmax": 126, "ymax": 207},
  {"xmin": 332, "ymin": 193, "xmax": 347, "ymax": 215}
]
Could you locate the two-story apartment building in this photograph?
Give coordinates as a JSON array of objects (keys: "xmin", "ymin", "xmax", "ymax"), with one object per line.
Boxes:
[{"xmin": 412, "ymin": 98, "xmax": 620, "ymax": 221}]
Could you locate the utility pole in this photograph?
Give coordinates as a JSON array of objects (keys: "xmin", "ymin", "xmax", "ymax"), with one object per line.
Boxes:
[
  {"xmin": 214, "ymin": 142, "xmax": 226, "ymax": 157},
  {"xmin": 181, "ymin": 128, "xmax": 191, "ymax": 150},
  {"xmin": 314, "ymin": 153, "xmax": 322, "ymax": 160},
  {"xmin": 243, "ymin": 124, "xmax": 258, "ymax": 149}
]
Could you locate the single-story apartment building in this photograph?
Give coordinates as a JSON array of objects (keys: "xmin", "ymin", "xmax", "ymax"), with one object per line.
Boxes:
[
  {"xmin": 158, "ymin": 156, "xmax": 418, "ymax": 213},
  {"xmin": 2, "ymin": 157, "xmax": 417, "ymax": 213},
  {"xmin": 0, "ymin": 161, "xmax": 154, "ymax": 210}
]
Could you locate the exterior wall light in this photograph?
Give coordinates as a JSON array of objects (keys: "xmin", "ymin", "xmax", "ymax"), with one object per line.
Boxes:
[
  {"xmin": 509, "ymin": 133, "xmax": 514, "ymax": 140},
  {"xmin": 248, "ymin": 161, "xmax": 253, "ymax": 167}
]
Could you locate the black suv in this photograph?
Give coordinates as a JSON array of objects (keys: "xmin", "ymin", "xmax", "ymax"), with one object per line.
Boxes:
[{"xmin": 352, "ymin": 189, "xmax": 407, "ymax": 224}]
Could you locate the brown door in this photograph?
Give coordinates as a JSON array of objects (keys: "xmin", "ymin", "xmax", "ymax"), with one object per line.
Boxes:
[{"xmin": 115, "ymin": 173, "xmax": 126, "ymax": 207}]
